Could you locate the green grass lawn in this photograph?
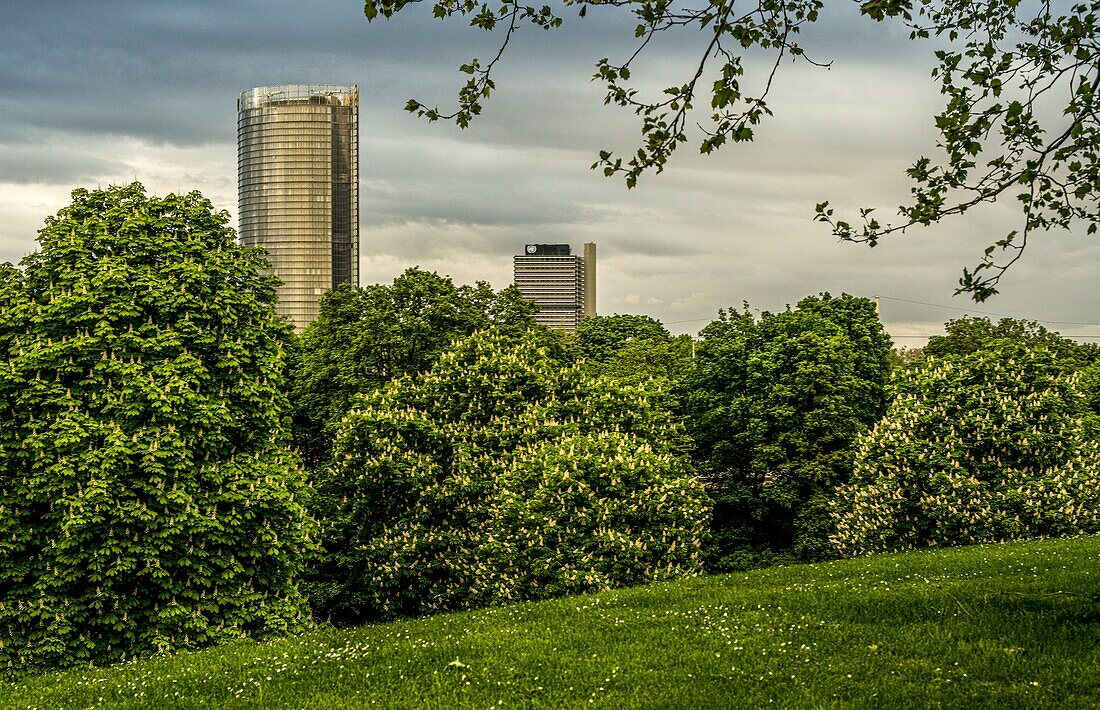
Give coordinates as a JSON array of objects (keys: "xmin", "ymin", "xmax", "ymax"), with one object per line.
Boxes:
[{"xmin": 4, "ymin": 536, "xmax": 1099, "ymax": 709}]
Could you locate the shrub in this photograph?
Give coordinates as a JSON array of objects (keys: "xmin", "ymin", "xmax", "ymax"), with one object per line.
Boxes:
[
  {"xmin": 0, "ymin": 185, "xmax": 316, "ymax": 674},
  {"xmin": 831, "ymin": 345, "xmax": 1100, "ymax": 555},
  {"xmin": 309, "ymin": 329, "xmax": 709, "ymax": 623}
]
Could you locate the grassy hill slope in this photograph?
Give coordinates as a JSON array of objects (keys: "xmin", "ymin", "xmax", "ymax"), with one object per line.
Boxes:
[{"xmin": 3, "ymin": 536, "xmax": 1099, "ymax": 708}]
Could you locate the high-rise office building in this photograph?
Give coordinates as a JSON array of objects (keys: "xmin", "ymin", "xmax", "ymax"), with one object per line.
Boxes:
[
  {"xmin": 237, "ymin": 84, "xmax": 359, "ymax": 330},
  {"xmin": 582, "ymin": 241, "xmax": 596, "ymax": 320},
  {"xmin": 513, "ymin": 242, "xmax": 596, "ymax": 331}
]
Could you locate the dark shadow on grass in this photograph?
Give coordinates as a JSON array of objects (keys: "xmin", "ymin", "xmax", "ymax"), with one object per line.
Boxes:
[{"xmin": 976, "ymin": 591, "xmax": 1100, "ymax": 625}]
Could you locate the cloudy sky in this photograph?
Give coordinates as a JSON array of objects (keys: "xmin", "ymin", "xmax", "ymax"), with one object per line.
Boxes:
[{"xmin": 2, "ymin": 0, "xmax": 1097, "ymax": 342}]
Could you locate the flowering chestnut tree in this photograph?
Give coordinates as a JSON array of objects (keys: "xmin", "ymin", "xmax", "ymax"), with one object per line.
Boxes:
[
  {"xmin": 0, "ymin": 184, "xmax": 316, "ymax": 674},
  {"xmin": 287, "ymin": 268, "xmax": 536, "ymax": 468},
  {"xmin": 310, "ymin": 329, "xmax": 709, "ymax": 623},
  {"xmin": 831, "ymin": 343, "xmax": 1100, "ymax": 555}
]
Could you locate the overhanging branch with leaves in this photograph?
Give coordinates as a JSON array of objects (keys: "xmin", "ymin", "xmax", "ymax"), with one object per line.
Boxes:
[{"xmin": 362, "ymin": 0, "xmax": 1100, "ymax": 300}]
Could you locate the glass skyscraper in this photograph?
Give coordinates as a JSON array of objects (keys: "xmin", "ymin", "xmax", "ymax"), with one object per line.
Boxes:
[{"xmin": 237, "ymin": 84, "xmax": 359, "ymax": 330}]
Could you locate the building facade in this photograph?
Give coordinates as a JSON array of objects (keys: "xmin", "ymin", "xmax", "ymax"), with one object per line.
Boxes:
[
  {"xmin": 513, "ymin": 243, "xmax": 596, "ymax": 331},
  {"xmin": 237, "ymin": 84, "xmax": 359, "ymax": 330}
]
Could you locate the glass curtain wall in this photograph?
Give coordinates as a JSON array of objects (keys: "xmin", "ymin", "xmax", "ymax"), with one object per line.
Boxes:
[{"xmin": 238, "ymin": 84, "xmax": 359, "ymax": 330}]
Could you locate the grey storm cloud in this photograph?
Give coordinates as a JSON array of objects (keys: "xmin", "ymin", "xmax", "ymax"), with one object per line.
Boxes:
[
  {"xmin": 0, "ymin": 0, "xmax": 923, "ymax": 147},
  {"xmin": 0, "ymin": 132, "xmax": 128, "ymax": 185}
]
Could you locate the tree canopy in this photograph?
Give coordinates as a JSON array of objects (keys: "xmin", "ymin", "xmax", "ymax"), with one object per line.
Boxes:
[
  {"xmin": 574, "ymin": 314, "xmax": 670, "ymax": 363},
  {"xmin": 361, "ymin": 0, "xmax": 1099, "ymax": 299},
  {"xmin": 684, "ymin": 293, "xmax": 891, "ymax": 565},
  {"xmin": 832, "ymin": 341, "xmax": 1100, "ymax": 555},
  {"xmin": 0, "ymin": 184, "xmax": 315, "ymax": 674},
  {"xmin": 309, "ymin": 329, "xmax": 708, "ymax": 623},
  {"xmin": 595, "ymin": 333, "xmax": 695, "ymax": 387},
  {"xmin": 922, "ymin": 315, "xmax": 1100, "ymax": 367},
  {"xmin": 287, "ymin": 268, "xmax": 536, "ymax": 467}
]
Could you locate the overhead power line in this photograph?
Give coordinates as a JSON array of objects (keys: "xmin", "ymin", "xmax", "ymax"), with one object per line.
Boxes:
[
  {"xmin": 878, "ymin": 295, "xmax": 1100, "ymax": 328},
  {"xmin": 892, "ymin": 334, "xmax": 1100, "ymax": 339},
  {"xmin": 664, "ymin": 317, "xmax": 714, "ymax": 325}
]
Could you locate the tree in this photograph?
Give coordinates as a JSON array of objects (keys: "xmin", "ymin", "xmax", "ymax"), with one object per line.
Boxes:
[
  {"xmin": 309, "ymin": 329, "xmax": 708, "ymax": 623},
  {"xmin": 0, "ymin": 184, "xmax": 316, "ymax": 674},
  {"xmin": 923, "ymin": 316, "xmax": 1100, "ymax": 367},
  {"xmin": 287, "ymin": 268, "xmax": 536, "ymax": 467},
  {"xmin": 361, "ymin": 0, "xmax": 1099, "ymax": 299},
  {"xmin": 831, "ymin": 342, "xmax": 1100, "ymax": 555},
  {"xmin": 574, "ymin": 313, "xmax": 670, "ymax": 363},
  {"xmin": 597, "ymin": 333, "xmax": 695, "ymax": 385},
  {"xmin": 684, "ymin": 293, "xmax": 891, "ymax": 566},
  {"xmin": 918, "ymin": 316, "xmax": 1100, "ymax": 416},
  {"xmin": 573, "ymin": 316, "xmax": 694, "ymax": 394}
]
